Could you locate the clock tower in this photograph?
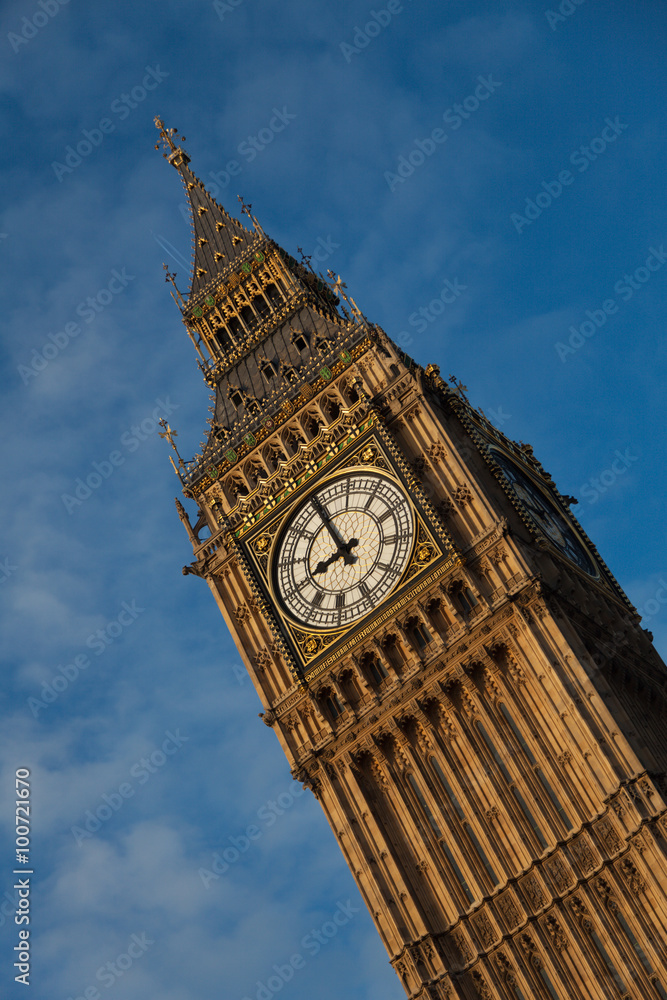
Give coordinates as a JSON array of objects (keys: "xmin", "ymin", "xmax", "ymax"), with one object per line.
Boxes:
[{"xmin": 156, "ymin": 121, "xmax": 667, "ymax": 1000}]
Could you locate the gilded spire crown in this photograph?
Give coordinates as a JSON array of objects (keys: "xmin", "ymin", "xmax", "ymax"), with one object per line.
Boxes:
[{"xmin": 154, "ymin": 116, "xmax": 260, "ymax": 307}]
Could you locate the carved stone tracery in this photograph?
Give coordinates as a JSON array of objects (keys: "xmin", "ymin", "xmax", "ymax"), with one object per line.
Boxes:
[
  {"xmin": 522, "ymin": 874, "xmax": 546, "ymax": 910},
  {"xmin": 470, "ymin": 970, "xmax": 492, "ymax": 999},
  {"xmin": 544, "ymin": 914, "xmax": 568, "ymax": 951},
  {"xmin": 571, "ymin": 836, "xmax": 597, "ymax": 874},
  {"xmin": 497, "ymin": 892, "xmax": 521, "ymax": 930},
  {"xmin": 619, "ymin": 858, "xmax": 646, "ymax": 893},
  {"xmin": 545, "ymin": 853, "xmax": 573, "ymax": 893},
  {"xmin": 234, "ymin": 602, "xmax": 250, "ymax": 624},
  {"xmin": 474, "ymin": 910, "xmax": 496, "ymax": 948}
]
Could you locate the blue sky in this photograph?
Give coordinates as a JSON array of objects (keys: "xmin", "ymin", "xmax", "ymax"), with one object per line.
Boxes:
[{"xmin": 1, "ymin": 1, "xmax": 666, "ymax": 998}]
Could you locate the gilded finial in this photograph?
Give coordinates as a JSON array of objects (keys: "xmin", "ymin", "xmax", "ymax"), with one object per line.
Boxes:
[
  {"xmin": 326, "ymin": 270, "xmax": 348, "ymax": 297},
  {"xmin": 237, "ymin": 194, "xmax": 253, "ymax": 218},
  {"xmin": 154, "ymin": 117, "xmax": 187, "ymax": 159},
  {"xmin": 159, "ymin": 419, "xmax": 187, "ymax": 479},
  {"xmin": 236, "ymin": 193, "xmax": 266, "ymax": 236},
  {"xmin": 163, "ymin": 262, "xmax": 185, "ymax": 308},
  {"xmin": 297, "ymin": 246, "xmax": 313, "ymax": 270},
  {"xmin": 448, "ymin": 375, "xmax": 468, "ymax": 399}
]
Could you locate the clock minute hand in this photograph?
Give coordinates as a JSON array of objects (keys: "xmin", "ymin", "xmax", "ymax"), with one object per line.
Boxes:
[
  {"xmin": 312, "ymin": 498, "xmax": 359, "ymax": 566},
  {"xmin": 312, "ymin": 497, "xmax": 346, "ymax": 548}
]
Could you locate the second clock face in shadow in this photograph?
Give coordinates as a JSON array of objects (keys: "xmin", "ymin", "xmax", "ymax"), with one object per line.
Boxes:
[
  {"xmin": 490, "ymin": 449, "xmax": 598, "ymax": 577},
  {"xmin": 274, "ymin": 471, "xmax": 414, "ymax": 630}
]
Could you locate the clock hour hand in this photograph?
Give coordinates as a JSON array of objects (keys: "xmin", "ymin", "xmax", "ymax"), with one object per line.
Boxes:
[
  {"xmin": 312, "ymin": 538, "xmax": 359, "ymax": 575},
  {"xmin": 340, "ymin": 537, "xmax": 359, "ymax": 565},
  {"xmin": 313, "ymin": 552, "xmax": 339, "ymax": 575}
]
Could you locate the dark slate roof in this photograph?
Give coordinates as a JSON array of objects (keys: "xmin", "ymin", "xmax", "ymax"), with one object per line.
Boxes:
[
  {"xmin": 185, "ymin": 306, "xmax": 367, "ymax": 482},
  {"xmin": 212, "ymin": 306, "xmax": 335, "ymax": 427},
  {"xmin": 174, "ymin": 159, "xmax": 261, "ymax": 304}
]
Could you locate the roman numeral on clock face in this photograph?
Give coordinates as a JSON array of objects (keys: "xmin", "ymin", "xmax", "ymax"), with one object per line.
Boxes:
[
  {"xmin": 364, "ymin": 483, "xmax": 380, "ymax": 508},
  {"xmin": 335, "ymin": 593, "xmax": 346, "ymax": 609}
]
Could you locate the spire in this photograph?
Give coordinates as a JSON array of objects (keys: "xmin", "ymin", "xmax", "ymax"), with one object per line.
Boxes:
[{"xmin": 154, "ymin": 117, "xmax": 261, "ymax": 306}]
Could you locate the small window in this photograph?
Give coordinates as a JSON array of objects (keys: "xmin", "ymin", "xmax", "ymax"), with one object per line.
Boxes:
[
  {"xmin": 590, "ymin": 931, "xmax": 627, "ymax": 994},
  {"xmin": 455, "ymin": 586, "xmax": 478, "ymax": 615},
  {"xmin": 431, "ymin": 758, "xmax": 500, "ymax": 886},
  {"xmin": 538, "ymin": 968, "xmax": 562, "ymax": 1000},
  {"xmin": 240, "ymin": 305, "xmax": 255, "ymax": 327},
  {"xmin": 363, "ymin": 654, "xmax": 387, "ymax": 686},
  {"xmin": 339, "ymin": 671, "xmax": 361, "ymax": 708},
  {"xmin": 369, "ymin": 658, "xmax": 387, "ymax": 685},
  {"xmin": 406, "ymin": 616, "xmax": 431, "ymax": 652},
  {"xmin": 265, "ymin": 283, "xmax": 281, "ymax": 307},
  {"xmin": 214, "ymin": 326, "xmax": 231, "ymax": 350},
  {"xmin": 614, "ymin": 911, "xmax": 653, "ymax": 974},
  {"xmin": 411, "ymin": 620, "xmax": 432, "ymax": 652},
  {"xmin": 383, "ymin": 636, "xmax": 404, "ymax": 670},
  {"xmin": 230, "ymin": 390, "xmax": 244, "ymax": 410},
  {"xmin": 229, "ymin": 316, "xmax": 243, "ymax": 338},
  {"xmin": 325, "ymin": 693, "xmax": 343, "ymax": 720},
  {"xmin": 323, "ymin": 398, "xmax": 340, "ymax": 421},
  {"xmin": 427, "ymin": 598, "xmax": 448, "ymax": 634},
  {"xmin": 253, "ymin": 295, "xmax": 270, "ymax": 320},
  {"xmin": 294, "ymin": 334, "xmax": 308, "ymax": 352},
  {"xmin": 408, "ymin": 771, "xmax": 475, "ymax": 905},
  {"xmin": 261, "ymin": 361, "xmax": 277, "ymax": 382}
]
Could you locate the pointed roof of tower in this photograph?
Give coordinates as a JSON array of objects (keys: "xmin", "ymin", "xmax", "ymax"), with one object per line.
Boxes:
[{"xmin": 154, "ymin": 117, "xmax": 261, "ymax": 304}]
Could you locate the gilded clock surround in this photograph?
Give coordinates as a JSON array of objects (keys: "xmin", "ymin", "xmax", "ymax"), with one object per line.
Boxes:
[
  {"xmin": 242, "ymin": 430, "xmax": 453, "ymax": 671},
  {"xmin": 160, "ymin": 121, "xmax": 667, "ymax": 1000}
]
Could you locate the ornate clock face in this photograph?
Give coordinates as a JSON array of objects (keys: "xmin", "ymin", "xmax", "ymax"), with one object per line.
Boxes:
[
  {"xmin": 274, "ymin": 471, "xmax": 414, "ymax": 630},
  {"xmin": 489, "ymin": 449, "xmax": 597, "ymax": 577}
]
